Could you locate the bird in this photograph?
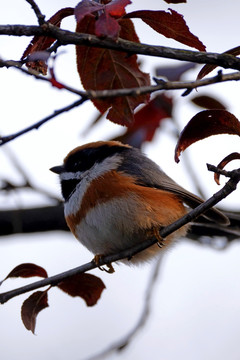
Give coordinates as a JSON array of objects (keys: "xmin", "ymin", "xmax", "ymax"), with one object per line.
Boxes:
[{"xmin": 50, "ymin": 141, "xmax": 229, "ymax": 265}]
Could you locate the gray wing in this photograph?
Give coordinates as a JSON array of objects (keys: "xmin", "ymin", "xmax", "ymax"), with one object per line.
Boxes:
[{"xmin": 118, "ymin": 147, "xmax": 229, "ymax": 225}]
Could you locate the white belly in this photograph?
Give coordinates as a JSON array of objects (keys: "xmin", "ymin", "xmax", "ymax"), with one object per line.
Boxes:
[{"xmin": 74, "ymin": 198, "xmax": 140, "ymax": 255}]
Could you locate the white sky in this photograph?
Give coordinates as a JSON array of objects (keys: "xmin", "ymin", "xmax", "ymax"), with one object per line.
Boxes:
[{"xmin": 0, "ymin": 1, "xmax": 240, "ymax": 360}]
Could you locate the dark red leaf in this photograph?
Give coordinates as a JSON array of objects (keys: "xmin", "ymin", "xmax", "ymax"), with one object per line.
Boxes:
[
  {"xmin": 113, "ymin": 94, "xmax": 173, "ymax": 147},
  {"xmin": 214, "ymin": 152, "xmax": 240, "ymax": 185},
  {"xmin": 164, "ymin": 0, "xmax": 187, "ymax": 3},
  {"xmin": 155, "ymin": 62, "xmax": 196, "ymax": 81},
  {"xmin": 95, "ymin": 11, "xmax": 121, "ymax": 39},
  {"xmin": 191, "ymin": 95, "xmax": 226, "ymax": 110},
  {"xmin": 106, "ymin": 0, "xmax": 131, "ymax": 17},
  {"xmin": 175, "ymin": 110, "xmax": 240, "ymax": 162},
  {"xmin": 125, "ymin": 9, "xmax": 205, "ymax": 51},
  {"xmin": 22, "ymin": 7, "xmax": 74, "ymax": 74},
  {"xmin": 4, "ymin": 263, "xmax": 48, "ymax": 282},
  {"xmin": 197, "ymin": 46, "xmax": 240, "ymax": 80},
  {"xmin": 21, "ymin": 290, "xmax": 49, "ymax": 333},
  {"xmin": 74, "ymin": 0, "xmax": 103, "ymax": 23},
  {"xmin": 76, "ymin": 15, "xmax": 150, "ymax": 125},
  {"xmin": 58, "ymin": 273, "xmax": 106, "ymax": 307},
  {"xmin": 75, "ymin": 0, "xmax": 131, "ymax": 27}
]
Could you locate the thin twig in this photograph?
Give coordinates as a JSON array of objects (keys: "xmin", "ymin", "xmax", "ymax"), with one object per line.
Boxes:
[
  {"xmin": 0, "ymin": 166, "xmax": 239, "ymax": 305},
  {"xmin": 0, "ymin": 97, "xmax": 86, "ymax": 145},
  {"xmin": 207, "ymin": 164, "xmax": 236, "ymax": 178},
  {"xmin": 25, "ymin": 0, "xmax": 45, "ymax": 25},
  {"xmin": 1, "ymin": 24, "xmax": 240, "ymax": 70},
  {"xmin": 2, "ymin": 56, "xmax": 240, "ymax": 98},
  {"xmin": 0, "ymin": 58, "xmax": 83, "ymax": 95},
  {"xmin": 1, "ymin": 60, "xmax": 240, "ymax": 146}
]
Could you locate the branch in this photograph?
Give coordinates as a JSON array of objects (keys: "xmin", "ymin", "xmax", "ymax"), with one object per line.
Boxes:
[
  {"xmin": 84, "ymin": 258, "xmax": 162, "ymax": 360},
  {"xmin": 0, "ymin": 166, "xmax": 239, "ymax": 305},
  {"xmin": 188, "ymin": 221, "xmax": 240, "ymax": 248},
  {"xmin": 2, "ymin": 56, "xmax": 240, "ymax": 98},
  {"xmin": 0, "ymin": 205, "xmax": 68, "ymax": 236},
  {"xmin": 25, "ymin": 0, "xmax": 46, "ymax": 25},
  {"xmin": 0, "ymin": 58, "xmax": 83, "ymax": 96},
  {"xmin": 1, "ymin": 59, "xmax": 240, "ymax": 146},
  {"xmin": 1, "ymin": 24, "xmax": 240, "ymax": 70},
  {"xmin": 0, "ymin": 97, "xmax": 86, "ymax": 145}
]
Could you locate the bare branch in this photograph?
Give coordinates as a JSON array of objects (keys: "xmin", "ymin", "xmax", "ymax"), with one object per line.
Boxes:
[
  {"xmin": 0, "ymin": 205, "xmax": 67, "ymax": 236},
  {"xmin": 0, "ymin": 97, "xmax": 86, "ymax": 146},
  {"xmin": 1, "ymin": 24, "xmax": 240, "ymax": 70},
  {"xmin": 25, "ymin": 0, "xmax": 46, "ymax": 25},
  {"xmin": 0, "ymin": 166, "xmax": 239, "ymax": 305},
  {"xmin": 2, "ymin": 55, "xmax": 240, "ymax": 98},
  {"xmin": 1, "ymin": 57, "xmax": 240, "ymax": 146}
]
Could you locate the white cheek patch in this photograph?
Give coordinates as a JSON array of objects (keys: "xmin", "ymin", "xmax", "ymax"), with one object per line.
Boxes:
[
  {"xmin": 63, "ymin": 154, "xmax": 122, "ymax": 217},
  {"xmin": 60, "ymin": 170, "xmax": 87, "ymax": 181}
]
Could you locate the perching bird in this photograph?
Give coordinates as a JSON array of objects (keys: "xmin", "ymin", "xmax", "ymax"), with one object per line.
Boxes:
[{"xmin": 50, "ymin": 141, "xmax": 229, "ymax": 264}]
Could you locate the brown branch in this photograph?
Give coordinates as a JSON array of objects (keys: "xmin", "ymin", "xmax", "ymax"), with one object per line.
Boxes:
[
  {"xmin": 0, "ymin": 166, "xmax": 239, "ymax": 305},
  {"xmin": 1, "ymin": 24, "xmax": 240, "ymax": 70},
  {"xmin": 0, "ymin": 205, "xmax": 68, "ymax": 236},
  {"xmin": 0, "ymin": 58, "xmax": 83, "ymax": 96},
  {"xmin": 2, "ymin": 55, "xmax": 240, "ymax": 98},
  {"xmin": 25, "ymin": 0, "xmax": 46, "ymax": 25},
  {"xmin": 1, "ymin": 56, "xmax": 240, "ymax": 146}
]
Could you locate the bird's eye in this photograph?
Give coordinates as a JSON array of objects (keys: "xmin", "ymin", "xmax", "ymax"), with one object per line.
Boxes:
[{"xmin": 73, "ymin": 161, "xmax": 81, "ymax": 170}]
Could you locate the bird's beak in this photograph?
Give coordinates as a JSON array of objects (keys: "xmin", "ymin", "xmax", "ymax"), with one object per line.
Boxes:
[{"xmin": 50, "ymin": 165, "xmax": 65, "ymax": 174}]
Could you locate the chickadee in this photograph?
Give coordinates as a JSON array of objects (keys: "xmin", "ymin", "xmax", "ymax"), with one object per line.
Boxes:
[{"xmin": 50, "ymin": 141, "xmax": 229, "ymax": 264}]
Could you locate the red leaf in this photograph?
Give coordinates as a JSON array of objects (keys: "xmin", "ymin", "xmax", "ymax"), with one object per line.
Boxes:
[
  {"xmin": 113, "ymin": 94, "xmax": 173, "ymax": 147},
  {"xmin": 106, "ymin": 0, "xmax": 131, "ymax": 17},
  {"xmin": 58, "ymin": 273, "xmax": 106, "ymax": 307},
  {"xmin": 125, "ymin": 9, "xmax": 205, "ymax": 51},
  {"xmin": 175, "ymin": 110, "xmax": 240, "ymax": 162},
  {"xmin": 95, "ymin": 11, "xmax": 121, "ymax": 39},
  {"xmin": 214, "ymin": 152, "xmax": 240, "ymax": 185},
  {"xmin": 74, "ymin": 0, "xmax": 131, "ymax": 29},
  {"xmin": 197, "ymin": 46, "xmax": 240, "ymax": 80},
  {"xmin": 74, "ymin": 0, "xmax": 103, "ymax": 23},
  {"xmin": 21, "ymin": 7, "xmax": 74, "ymax": 74},
  {"xmin": 21, "ymin": 290, "xmax": 49, "ymax": 333},
  {"xmin": 3, "ymin": 263, "xmax": 48, "ymax": 283},
  {"xmin": 76, "ymin": 15, "xmax": 150, "ymax": 125},
  {"xmin": 191, "ymin": 95, "xmax": 226, "ymax": 110}
]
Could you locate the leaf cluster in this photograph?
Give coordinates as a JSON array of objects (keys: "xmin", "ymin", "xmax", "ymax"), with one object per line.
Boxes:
[{"xmin": 1, "ymin": 263, "xmax": 105, "ymax": 333}]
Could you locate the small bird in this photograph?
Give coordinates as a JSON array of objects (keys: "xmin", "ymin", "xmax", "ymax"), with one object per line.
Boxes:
[{"xmin": 50, "ymin": 141, "xmax": 229, "ymax": 265}]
